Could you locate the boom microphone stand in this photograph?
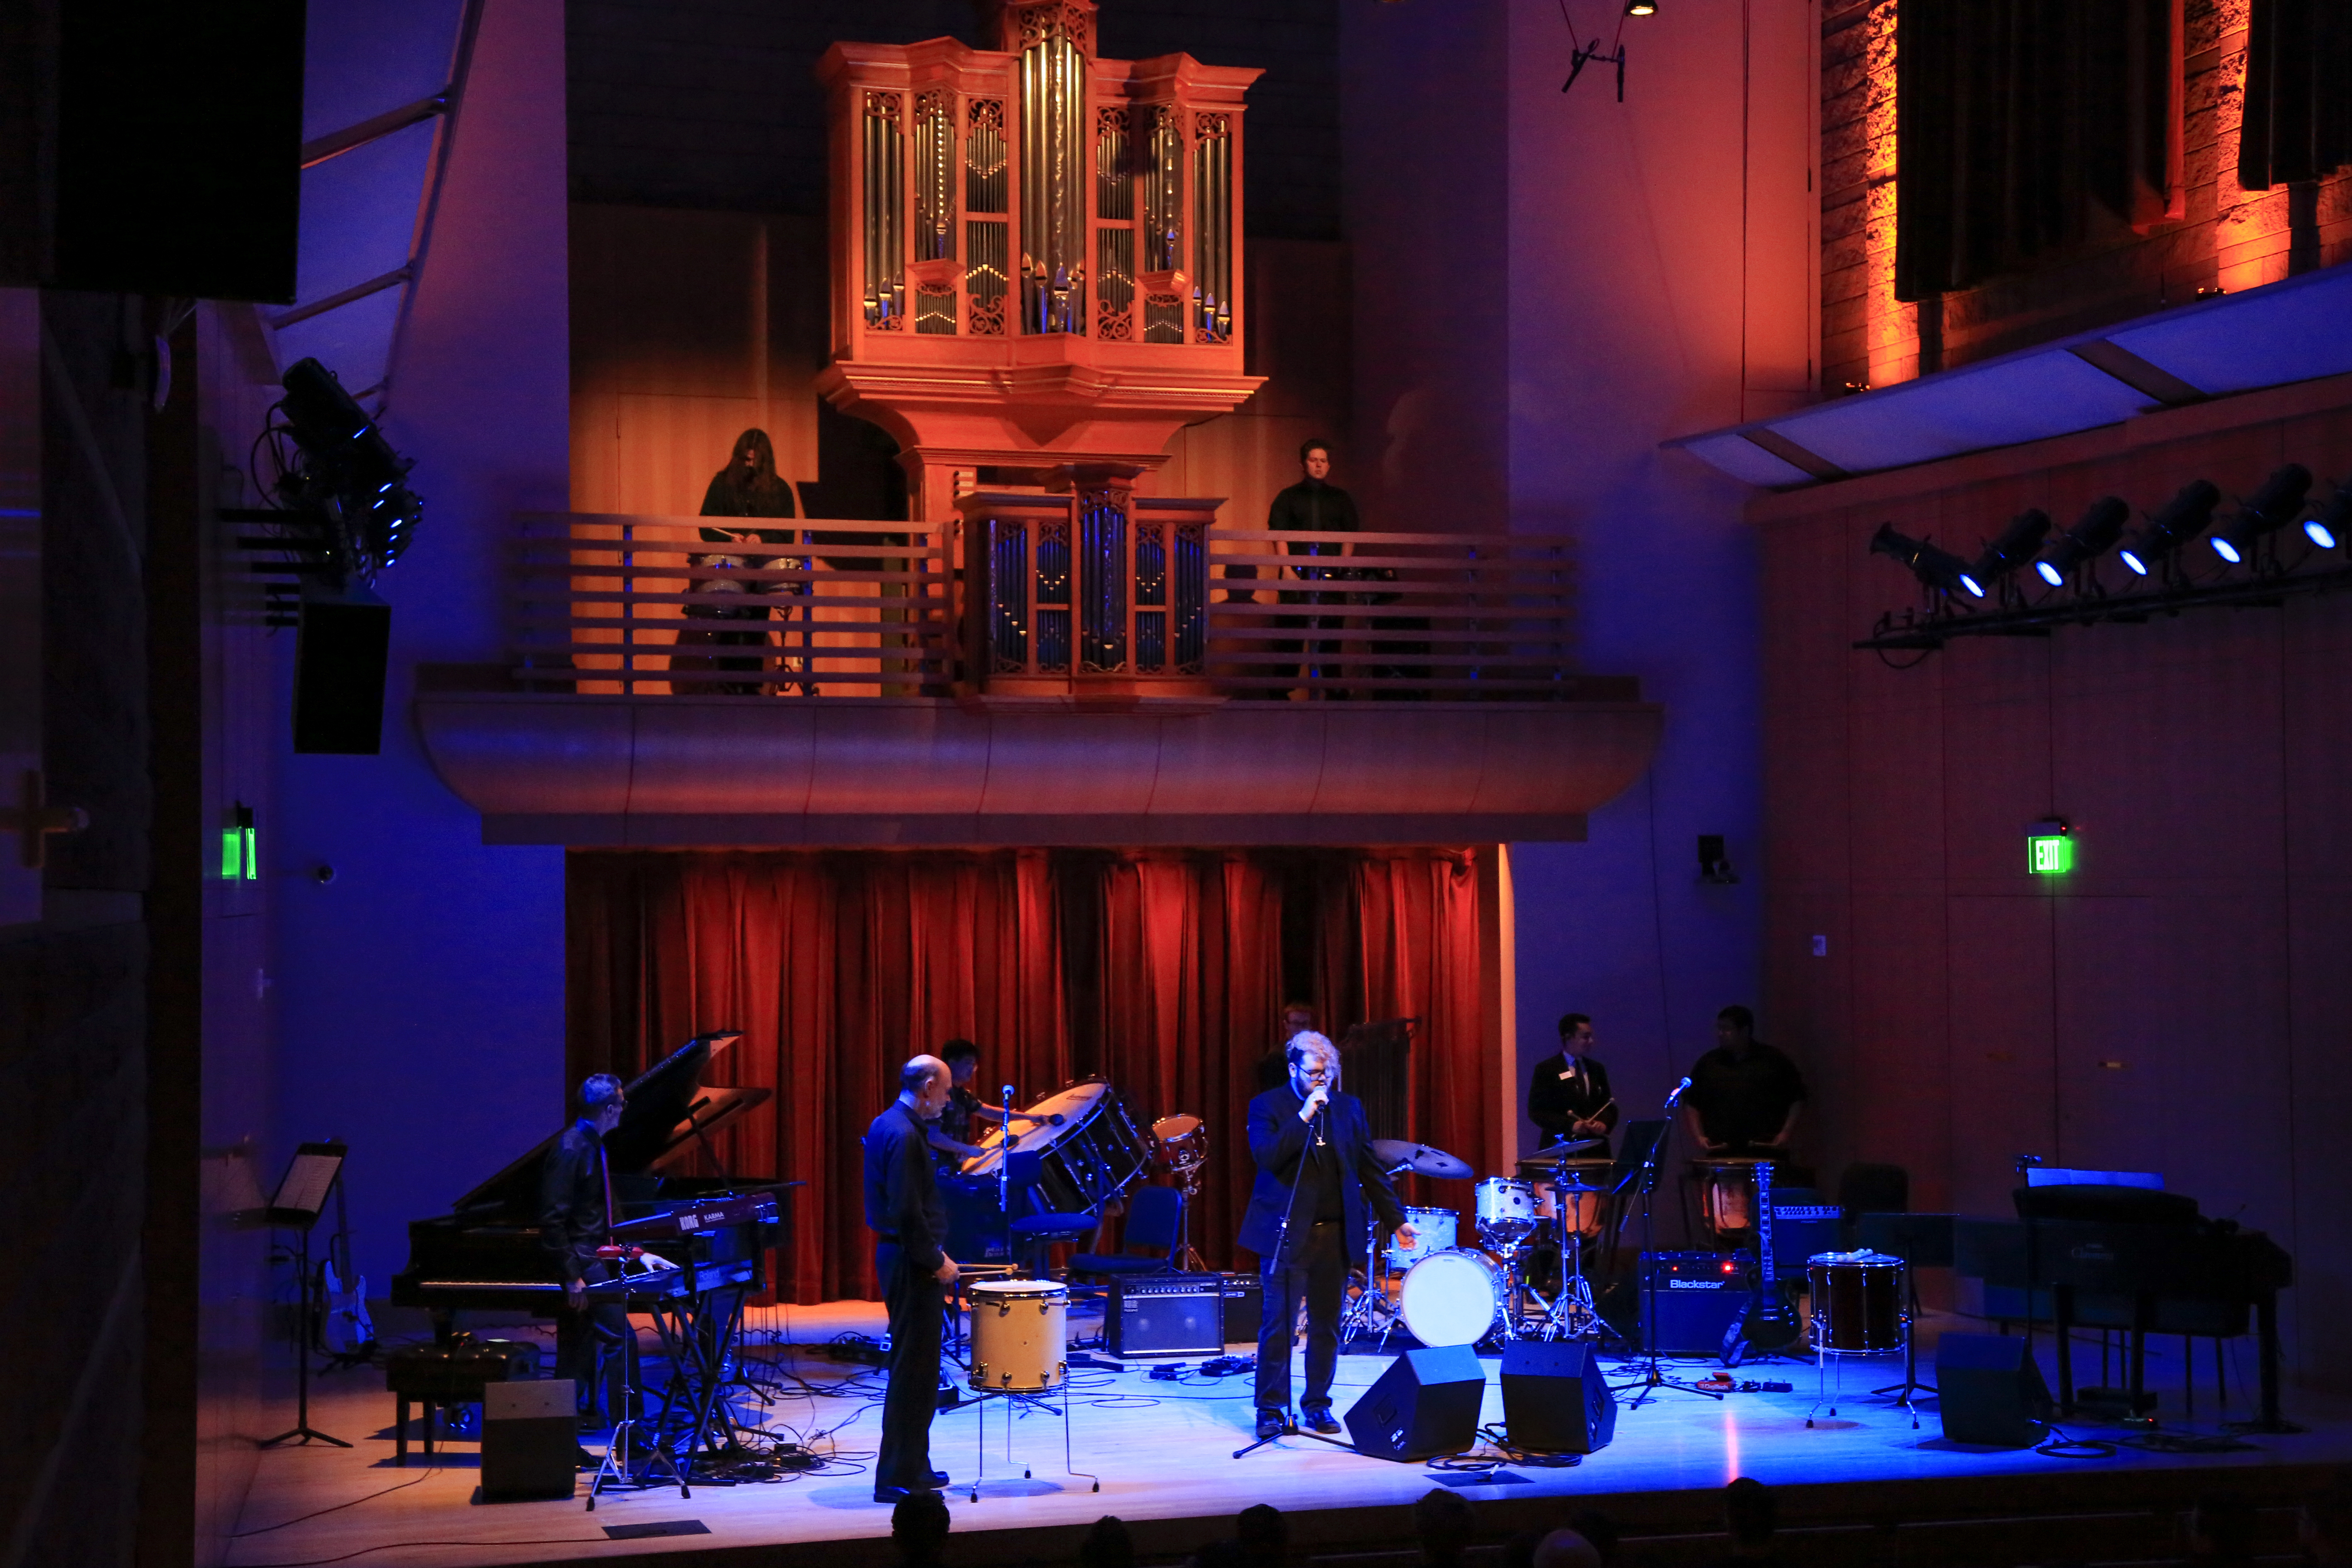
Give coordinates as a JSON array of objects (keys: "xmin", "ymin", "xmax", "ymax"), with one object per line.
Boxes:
[{"xmin": 1609, "ymin": 1086, "xmax": 1724, "ymax": 1409}]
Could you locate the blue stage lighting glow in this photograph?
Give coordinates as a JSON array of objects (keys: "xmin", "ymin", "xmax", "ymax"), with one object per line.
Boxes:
[{"xmin": 2035, "ymin": 561, "xmax": 2065, "ymax": 586}]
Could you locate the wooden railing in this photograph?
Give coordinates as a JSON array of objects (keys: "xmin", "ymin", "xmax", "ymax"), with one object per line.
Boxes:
[
  {"xmin": 510, "ymin": 514, "xmax": 955, "ymax": 696},
  {"xmin": 1206, "ymin": 528, "xmax": 1578, "ymax": 697},
  {"xmin": 509, "ymin": 514, "xmax": 1583, "ymax": 701}
]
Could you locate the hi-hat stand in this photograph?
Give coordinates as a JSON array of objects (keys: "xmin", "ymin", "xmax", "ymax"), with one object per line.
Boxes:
[{"xmin": 260, "ymin": 1142, "xmax": 353, "ymax": 1449}]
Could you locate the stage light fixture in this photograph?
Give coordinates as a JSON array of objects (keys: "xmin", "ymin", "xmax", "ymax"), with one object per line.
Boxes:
[
  {"xmin": 2030, "ymin": 496, "xmax": 2129, "ymax": 586},
  {"xmin": 2303, "ymin": 479, "xmax": 2350, "ymax": 550},
  {"xmin": 269, "ymin": 357, "xmax": 423, "ymax": 584},
  {"xmin": 2118, "ymin": 479, "xmax": 2221, "ymax": 576},
  {"xmin": 1871, "ymin": 522, "xmax": 1973, "ymax": 596},
  {"xmin": 1968, "ymin": 508, "xmax": 2052, "ymax": 594},
  {"xmin": 2210, "ymin": 463, "xmax": 2313, "ymax": 563},
  {"xmin": 1626, "ymin": 0, "xmax": 1656, "ymax": 14}
]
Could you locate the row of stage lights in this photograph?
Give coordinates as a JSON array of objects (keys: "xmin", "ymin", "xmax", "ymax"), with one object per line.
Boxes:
[{"xmin": 1862, "ymin": 463, "xmax": 2350, "ymax": 651}]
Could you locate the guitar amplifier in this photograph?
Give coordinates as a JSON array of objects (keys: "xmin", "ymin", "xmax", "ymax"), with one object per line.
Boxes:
[
  {"xmin": 1768, "ymin": 1190, "xmax": 1845, "ymax": 1268},
  {"xmin": 1219, "ymin": 1272, "xmax": 1262, "ymax": 1346},
  {"xmin": 1109, "ymin": 1273, "xmax": 1226, "ymax": 1356},
  {"xmin": 1636, "ymin": 1251, "xmax": 1751, "ymax": 1354}
]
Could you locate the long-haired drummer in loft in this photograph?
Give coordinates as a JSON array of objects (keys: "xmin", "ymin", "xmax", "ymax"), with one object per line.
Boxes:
[{"xmin": 1241, "ymin": 1032, "xmax": 1415, "ymax": 1441}]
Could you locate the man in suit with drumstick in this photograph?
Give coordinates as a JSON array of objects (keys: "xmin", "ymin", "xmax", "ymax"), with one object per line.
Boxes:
[
  {"xmin": 863, "ymin": 1055, "xmax": 958, "ymax": 1503},
  {"xmin": 1241, "ymin": 1032, "xmax": 1416, "ymax": 1440},
  {"xmin": 1528, "ymin": 1012, "xmax": 1620, "ymax": 1157}
]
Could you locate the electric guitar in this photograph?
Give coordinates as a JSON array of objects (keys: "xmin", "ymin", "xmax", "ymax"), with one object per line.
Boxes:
[
  {"xmin": 319, "ymin": 1161, "xmax": 375, "ymax": 1358},
  {"xmin": 1721, "ymin": 1162, "xmax": 1801, "ymax": 1366}
]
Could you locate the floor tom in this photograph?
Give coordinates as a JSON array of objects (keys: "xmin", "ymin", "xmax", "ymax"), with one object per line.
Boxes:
[
  {"xmin": 967, "ymin": 1278, "xmax": 1069, "ymax": 1391},
  {"xmin": 1806, "ymin": 1250, "xmax": 1906, "ymax": 1353}
]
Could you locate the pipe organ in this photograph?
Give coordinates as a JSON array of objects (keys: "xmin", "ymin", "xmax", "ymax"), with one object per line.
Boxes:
[{"xmin": 816, "ymin": 1, "xmax": 1264, "ymax": 527}]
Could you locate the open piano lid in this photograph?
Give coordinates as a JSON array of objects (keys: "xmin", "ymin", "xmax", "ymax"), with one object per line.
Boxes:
[{"xmin": 448, "ymin": 1032, "xmax": 769, "ymax": 1214}]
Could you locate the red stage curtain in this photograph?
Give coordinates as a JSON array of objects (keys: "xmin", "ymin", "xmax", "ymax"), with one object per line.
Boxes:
[{"xmin": 566, "ymin": 846, "xmax": 1487, "ymax": 1303}]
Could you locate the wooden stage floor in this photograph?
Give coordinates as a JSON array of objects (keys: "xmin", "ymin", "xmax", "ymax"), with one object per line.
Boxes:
[{"xmin": 225, "ymin": 1301, "xmax": 2352, "ymax": 1568}]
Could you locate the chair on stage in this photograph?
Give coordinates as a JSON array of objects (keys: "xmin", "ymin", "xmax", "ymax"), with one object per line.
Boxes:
[
  {"xmin": 1065, "ymin": 1185, "xmax": 1184, "ymax": 1281},
  {"xmin": 999, "ymin": 1150, "xmax": 1099, "ymax": 1278}
]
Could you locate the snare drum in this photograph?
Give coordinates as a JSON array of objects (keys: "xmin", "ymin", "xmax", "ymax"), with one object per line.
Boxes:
[
  {"xmin": 1692, "ymin": 1157, "xmax": 1770, "ymax": 1240},
  {"xmin": 1397, "ymin": 1249, "xmax": 1504, "ymax": 1347},
  {"xmin": 962, "ymin": 1080, "xmax": 1153, "ymax": 1212},
  {"xmin": 1528, "ymin": 1160, "xmax": 1613, "ymax": 1239},
  {"xmin": 1384, "ymin": 1206, "xmax": 1457, "ymax": 1270},
  {"xmin": 967, "ymin": 1278, "xmax": 1069, "ymax": 1391},
  {"xmin": 1806, "ymin": 1250, "xmax": 1906, "ymax": 1353},
  {"xmin": 1473, "ymin": 1177, "xmax": 1537, "ymax": 1245}
]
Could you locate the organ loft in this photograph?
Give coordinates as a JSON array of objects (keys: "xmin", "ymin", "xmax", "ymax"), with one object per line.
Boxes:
[{"xmin": 816, "ymin": 0, "xmax": 1265, "ymax": 525}]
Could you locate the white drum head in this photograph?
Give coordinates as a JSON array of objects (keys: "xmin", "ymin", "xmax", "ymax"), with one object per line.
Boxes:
[
  {"xmin": 970, "ymin": 1278, "xmax": 1066, "ymax": 1302},
  {"xmin": 1397, "ymin": 1249, "xmax": 1500, "ymax": 1347}
]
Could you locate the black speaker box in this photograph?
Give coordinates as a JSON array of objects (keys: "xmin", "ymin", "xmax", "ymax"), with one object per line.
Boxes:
[
  {"xmin": 1935, "ymin": 1332, "xmax": 2051, "ymax": 1448},
  {"xmin": 1636, "ymin": 1251, "xmax": 1751, "ymax": 1354},
  {"xmin": 1500, "ymin": 1339, "xmax": 1615, "ymax": 1454},
  {"xmin": 1344, "ymin": 1344, "xmax": 1484, "ymax": 1462},
  {"xmin": 293, "ymin": 587, "xmax": 392, "ymax": 754},
  {"xmin": 480, "ymin": 1379, "xmax": 577, "ymax": 1502},
  {"xmin": 1219, "ymin": 1273, "xmax": 1262, "ymax": 1345},
  {"xmin": 1108, "ymin": 1274, "xmax": 1224, "ymax": 1357}
]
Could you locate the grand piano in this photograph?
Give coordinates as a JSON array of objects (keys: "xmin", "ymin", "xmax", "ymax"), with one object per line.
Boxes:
[
  {"xmin": 391, "ymin": 1032, "xmax": 788, "ymax": 1463},
  {"xmin": 1954, "ymin": 1180, "xmax": 2293, "ymax": 1429}
]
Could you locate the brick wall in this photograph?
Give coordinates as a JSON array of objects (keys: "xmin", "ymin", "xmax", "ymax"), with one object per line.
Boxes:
[
  {"xmin": 569, "ymin": 0, "xmax": 1345, "ymax": 241},
  {"xmin": 1820, "ymin": 0, "xmax": 2352, "ymax": 398}
]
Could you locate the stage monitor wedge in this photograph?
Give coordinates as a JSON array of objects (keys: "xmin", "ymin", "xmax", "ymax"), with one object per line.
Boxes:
[
  {"xmin": 1935, "ymin": 1332, "xmax": 2051, "ymax": 1447},
  {"xmin": 1500, "ymin": 1338, "xmax": 1615, "ymax": 1454},
  {"xmin": 1344, "ymin": 1343, "xmax": 1483, "ymax": 1462},
  {"xmin": 480, "ymin": 1379, "xmax": 578, "ymax": 1501}
]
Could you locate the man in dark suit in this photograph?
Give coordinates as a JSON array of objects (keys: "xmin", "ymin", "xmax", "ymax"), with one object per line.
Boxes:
[
  {"xmin": 1240, "ymin": 1032, "xmax": 1415, "ymax": 1438},
  {"xmin": 1527, "ymin": 1012, "xmax": 1620, "ymax": 1158}
]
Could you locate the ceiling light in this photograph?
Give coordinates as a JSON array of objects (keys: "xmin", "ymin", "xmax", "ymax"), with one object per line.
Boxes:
[
  {"xmin": 1626, "ymin": 0, "xmax": 1656, "ymax": 14},
  {"xmin": 2031, "ymin": 496, "xmax": 2130, "ymax": 586},
  {"xmin": 2118, "ymin": 479, "xmax": 2221, "ymax": 576},
  {"xmin": 2210, "ymin": 463, "xmax": 2313, "ymax": 563},
  {"xmin": 1871, "ymin": 522, "xmax": 1974, "ymax": 596},
  {"xmin": 2308, "ymin": 480, "xmax": 2350, "ymax": 549}
]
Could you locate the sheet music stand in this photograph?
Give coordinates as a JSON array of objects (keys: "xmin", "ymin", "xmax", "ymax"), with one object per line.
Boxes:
[{"xmin": 262, "ymin": 1141, "xmax": 351, "ymax": 1448}]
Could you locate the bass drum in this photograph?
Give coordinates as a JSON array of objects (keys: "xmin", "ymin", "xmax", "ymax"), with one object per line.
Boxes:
[
  {"xmin": 961, "ymin": 1080, "xmax": 1152, "ymax": 1212},
  {"xmin": 1397, "ymin": 1249, "xmax": 1504, "ymax": 1348}
]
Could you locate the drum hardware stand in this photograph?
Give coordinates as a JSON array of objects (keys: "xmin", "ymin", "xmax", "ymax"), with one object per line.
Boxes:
[
  {"xmin": 1606, "ymin": 1109, "xmax": 1725, "ymax": 1407},
  {"xmin": 966, "ymin": 1384, "xmax": 1100, "ymax": 1502},
  {"xmin": 1533, "ymin": 1160, "xmax": 1603, "ymax": 1340},
  {"xmin": 589, "ymin": 1293, "xmax": 690, "ymax": 1510}
]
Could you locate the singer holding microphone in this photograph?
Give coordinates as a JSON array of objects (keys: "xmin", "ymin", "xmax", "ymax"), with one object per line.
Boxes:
[{"xmin": 1240, "ymin": 1032, "xmax": 1415, "ymax": 1440}]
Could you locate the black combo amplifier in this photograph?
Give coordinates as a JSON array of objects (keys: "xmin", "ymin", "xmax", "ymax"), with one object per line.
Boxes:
[
  {"xmin": 1109, "ymin": 1273, "xmax": 1226, "ymax": 1357},
  {"xmin": 1636, "ymin": 1251, "xmax": 1752, "ymax": 1354},
  {"xmin": 1218, "ymin": 1272, "xmax": 1262, "ymax": 1346},
  {"xmin": 1768, "ymin": 1189, "xmax": 1845, "ymax": 1267}
]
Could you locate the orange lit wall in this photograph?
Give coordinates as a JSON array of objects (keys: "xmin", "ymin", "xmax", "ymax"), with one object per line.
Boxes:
[{"xmin": 1821, "ymin": 0, "xmax": 2352, "ymax": 397}]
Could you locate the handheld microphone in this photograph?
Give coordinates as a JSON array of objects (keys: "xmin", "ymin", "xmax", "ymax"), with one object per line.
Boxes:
[{"xmin": 1664, "ymin": 1075, "xmax": 1694, "ymax": 1109}]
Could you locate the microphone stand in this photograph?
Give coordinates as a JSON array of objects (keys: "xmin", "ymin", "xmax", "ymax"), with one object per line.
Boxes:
[
  {"xmin": 1611, "ymin": 1084, "xmax": 1724, "ymax": 1408},
  {"xmin": 1234, "ymin": 1092, "xmax": 1355, "ymax": 1458}
]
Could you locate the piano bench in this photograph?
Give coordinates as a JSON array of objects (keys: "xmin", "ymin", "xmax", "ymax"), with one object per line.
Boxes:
[{"xmin": 385, "ymin": 1344, "xmax": 520, "ymax": 1466}]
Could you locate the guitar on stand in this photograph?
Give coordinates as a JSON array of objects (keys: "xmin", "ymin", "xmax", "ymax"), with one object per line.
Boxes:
[
  {"xmin": 1720, "ymin": 1161, "xmax": 1802, "ymax": 1366},
  {"xmin": 319, "ymin": 1156, "xmax": 375, "ymax": 1368}
]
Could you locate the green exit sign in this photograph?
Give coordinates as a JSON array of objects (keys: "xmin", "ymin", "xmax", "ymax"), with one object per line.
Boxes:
[{"xmin": 2027, "ymin": 818, "xmax": 2071, "ymax": 875}]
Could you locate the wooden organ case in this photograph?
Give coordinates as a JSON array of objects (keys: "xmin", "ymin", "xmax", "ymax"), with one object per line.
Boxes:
[{"xmin": 815, "ymin": 0, "xmax": 1266, "ymax": 538}]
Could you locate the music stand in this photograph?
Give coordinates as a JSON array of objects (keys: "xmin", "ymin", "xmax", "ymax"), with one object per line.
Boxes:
[
  {"xmin": 261, "ymin": 1142, "xmax": 352, "ymax": 1448},
  {"xmin": 1858, "ymin": 1211, "xmax": 1952, "ymax": 1406}
]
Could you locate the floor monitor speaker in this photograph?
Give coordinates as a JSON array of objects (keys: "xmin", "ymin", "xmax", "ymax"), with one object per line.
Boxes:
[
  {"xmin": 1500, "ymin": 1338, "xmax": 1616, "ymax": 1454},
  {"xmin": 1343, "ymin": 1343, "xmax": 1484, "ymax": 1462},
  {"xmin": 480, "ymin": 1379, "xmax": 577, "ymax": 1501},
  {"xmin": 1934, "ymin": 1332, "xmax": 2051, "ymax": 1448}
]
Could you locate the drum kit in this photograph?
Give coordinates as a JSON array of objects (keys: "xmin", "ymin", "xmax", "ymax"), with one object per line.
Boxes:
[{"xmin": 1346, "ymin": 1133, "xmax": 1618, "ymax": 1348}]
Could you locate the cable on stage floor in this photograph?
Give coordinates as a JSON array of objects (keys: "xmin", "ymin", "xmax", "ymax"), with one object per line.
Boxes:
[
  {"xmin": 2034, "ymin": 1424, "xmax": 2118, "ymax": 1458},
  {"xmin": 230, "ymin": 1466, "xmax": 445, "ymax": 1537}
]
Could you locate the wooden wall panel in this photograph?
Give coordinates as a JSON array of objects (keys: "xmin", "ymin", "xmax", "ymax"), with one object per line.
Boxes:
[{"xmin": 1756, "ymin": 378, "xmax": 2352, "ymax": 1391}]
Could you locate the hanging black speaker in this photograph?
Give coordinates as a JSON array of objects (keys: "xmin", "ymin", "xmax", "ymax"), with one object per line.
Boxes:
[
  {"xmin": 1500, "ymin": 1339, "xmax": 1616, "ymax": 1454},
  {"xmin": 1934, "ymin": 1332, "xmax": 2051, "ymax": 1448},
  {"xmin": 1344, "ymin": 1344, "xmax": 1485, "ymax": 1462}
]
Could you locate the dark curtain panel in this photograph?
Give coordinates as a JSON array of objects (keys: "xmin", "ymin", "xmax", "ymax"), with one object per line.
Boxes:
[
  {"xmin": 565, "ymin": 846, "xmax": 1488, "ymax": 1302},
  {"xmin": 2239, "ymin": 0, "xmax": 2352, "ymax": 190},
  {"xmin": 1896, "ymin": 0, "xmax": 2175, "ymax": 300}
]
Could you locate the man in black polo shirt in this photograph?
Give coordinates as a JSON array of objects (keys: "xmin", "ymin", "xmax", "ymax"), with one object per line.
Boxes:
[
  {"xmin": 1679, "ymin": 1005, "xmax": 1806, "ymax": 1158},
  {"xmin": 863, "ymin": 1055, "xmax": 958, "ymax": 1503}
]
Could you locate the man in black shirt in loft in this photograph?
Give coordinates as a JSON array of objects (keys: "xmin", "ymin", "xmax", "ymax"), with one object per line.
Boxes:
[
  {"xmin": 862, "ymin": 1055, "xmax": 958, "ymax": 1504},
  {"xmin": 1248, "ymin": 438, "xmax": 1361, "ymax": 696},
  {"xmin": 1680, "ymin": 1005, "xmax": 1807, "ymax": 1159}
]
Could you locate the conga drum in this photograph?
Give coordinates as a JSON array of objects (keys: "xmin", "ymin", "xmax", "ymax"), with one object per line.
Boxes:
[{"xmin": 1691, "ymin": 1157, "xmax": 1769, "ymax": 1243}]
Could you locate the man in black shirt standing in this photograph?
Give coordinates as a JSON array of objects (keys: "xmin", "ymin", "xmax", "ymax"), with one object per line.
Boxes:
[
  {"xmin": 1239, "ymin": 1033, "xmax": 1414, "ymax": 1439},
  {"xmin": 1249, "ymin": 439, "xmax": 1361, "ymax": 695},
  {"xmin": 863, "ymin": 1055, "xmax": 958, "ymax": 1503},
  {"xmin": 1527, "ymin": 1012, "xmax": 1620, "ymax": 1158},
  {"xmin": 541, "ymin": 1073, "xmax": 630, "ymax": 1450},
  {"xmin": 1680, "ymin": 1005, "xmax": 1806, "ymax": 1158}
]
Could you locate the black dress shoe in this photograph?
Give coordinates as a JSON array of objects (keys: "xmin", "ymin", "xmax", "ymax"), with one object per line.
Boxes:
[
  {"xmin": 1254, "ymin": 1410, "xmax": 1286, "ymax": 1440},
  {"xmin": 874, "ymin": 1484, "xmax": 915, "ymax": 1505},
  {"xmin": 1302, "ymin": 1408, "xmax": 1342, "ymax": 1434},
  {"xmin": 575, "ymin": 1446, "xmax": 601, "ymax": 1468},
  {"xmin": 929, "ymin": 1470, "xmax": 950, "ymax": 1485}
]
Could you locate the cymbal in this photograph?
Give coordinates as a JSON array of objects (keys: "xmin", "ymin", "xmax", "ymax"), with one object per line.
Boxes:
[
  {"xmin": 1370, "ymin": 1138, "xmax": 1474, "ymax": 1179},
  {"xmin": 1530, "ymin": 1136, "xmax": 1604, "ymax": 1160}
]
